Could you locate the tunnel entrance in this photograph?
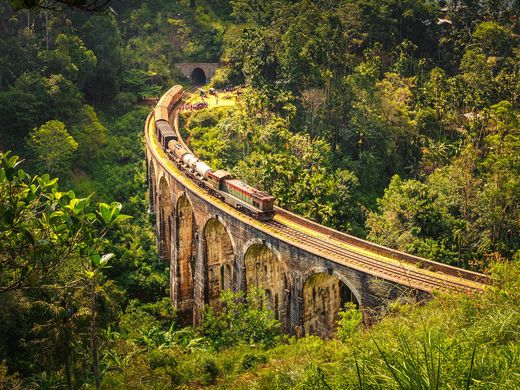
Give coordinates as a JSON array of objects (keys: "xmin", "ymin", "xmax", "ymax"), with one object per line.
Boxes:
[
  {"xmin": 190, "ymin": 67, "xmax": 206, "ymax": 84},
  {"xmin": 302, "ymin": 273, "xmax": 358, "ymax": 339},
  {"xmin": 175, "ymin": 195, "xmax": 196, "ymax": 325},
  {"xmin": 204, "ymin": 218, "xmax": 234, "ymax": 308},
  {"xmin": 244, "ymin": 243, "xmax": 287, "ymax": 327}
]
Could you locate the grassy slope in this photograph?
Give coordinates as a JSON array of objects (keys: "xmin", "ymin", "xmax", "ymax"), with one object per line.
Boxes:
[{"xmin": 205, "ymin": 264, "xmax": 520, "ymax": 389}]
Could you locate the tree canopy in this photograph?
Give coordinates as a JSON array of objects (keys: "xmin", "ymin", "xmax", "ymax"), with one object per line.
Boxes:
[{"xmin": 10, "ymin": 0, "xmax": 112, "ymax": 13}]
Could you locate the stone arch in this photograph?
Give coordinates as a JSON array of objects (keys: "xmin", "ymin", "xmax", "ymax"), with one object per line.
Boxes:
[
  {"xmin": 191, "ymin": 67, "xmax": 206, "ymax": 84},
  {"xmin": 175, "ymin": 193, "xmax": 196, "ymax": 324},
  {"xmin": 302, "ymin": 269, "xmax": 359, "ymax": 339},
  {"xmin": 243, "ymin": 241, "xmax": 288, "ymax": 326},
  {"xmin": 148, "ymin": 159, "xmax": 157, "ymax": 212},
  {"xmin": 203, "ymin": 217, "xmax": 235, "ymax": 308},
  {"xmin": 158, "ymin": 176, "xmax": 174, "ymax": 260}
]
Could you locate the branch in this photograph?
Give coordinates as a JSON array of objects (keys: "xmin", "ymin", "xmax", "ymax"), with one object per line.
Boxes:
[{"xmin": 11, "ymin": 0, "xmax": 113, "ymax": 14}]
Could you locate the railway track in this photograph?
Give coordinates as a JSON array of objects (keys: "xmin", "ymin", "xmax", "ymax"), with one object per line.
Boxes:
[
  {"xmin": 161, "ymin": 87, "xmax": 489, "ymax": 295},
  {"xmin": 266, "ymin": 219, "xmax": 482, "ymax": 293}
]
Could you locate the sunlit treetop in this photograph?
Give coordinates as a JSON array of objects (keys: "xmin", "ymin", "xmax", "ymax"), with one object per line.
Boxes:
[{"xmin": 10, "ymin": 0, "xmax": 112, "ymax": 13}]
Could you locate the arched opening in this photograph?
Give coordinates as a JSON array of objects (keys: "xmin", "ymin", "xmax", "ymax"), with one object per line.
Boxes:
[
  {"xmin": 190, "ymin": 67, "xmax": 206, "ymax": 85},
  {"xmin": 244, "ymin": 243, "xmax": 287, "ymax": 326},
  {"xmin": 175, "ymin": 194, "xmax": 196, "ymax": 324},
  {"xmin": 158, "ymin": 177, "xmax": 173, "ymax": 261},
  {"xmin": 149, "ymin": 160, "xmax": 156, "ymax": 212},
  {"xmin": 204, "ymin": 218, "xmax": 234, "ymax": 308},
  {"xmin": 302, "ymin": 272, "xmax": 358, "ymax": 339}
]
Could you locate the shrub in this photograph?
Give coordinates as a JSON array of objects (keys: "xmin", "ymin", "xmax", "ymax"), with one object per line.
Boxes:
[
  {"xmin": 238, "ymin": 351, "xmax": 267, "ymax": 371},
  {"xmin": 210, "ymin": 66, "xmax": 233, "ymax": 88},
  {"xmin": 199, "ymin": 289, "xmax": 282, "ymax": 350},
  {"xmin": 201, "ymin": 357, "xmax": 220, "ymax": 384},
  {"xmin": 147, "ymin": 348, "xmax": 178, "ymax": 370},
  {"xmin": 337, "ymin": 302, "xmax": 362, "ymax": 342}
]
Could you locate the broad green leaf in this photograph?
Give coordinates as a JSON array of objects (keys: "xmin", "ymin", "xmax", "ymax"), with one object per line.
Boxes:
[
  {"xmin": 49, "ymin": 211, "xmax": 65, "ymax": 221},
  {"xmin": 91, "ymin": 254, "xmax": 101, "ymax": 266},
  {"xmin": 99, "ymin": 203, "xmax": 112, "ymax": 224},
  {"xmin": 114, "ymin": 214, "xmax": 132, "ymax": 224},
  {"xmin": 53, "ymin": 189, "xmax": 63, "ymax": 200},
  {"xmin": 7, "ymin": 155, "xmax": 19, "ymax": 168},
  {"xmin": 99, "ymin": 253, "xmax": 115, "ymax": 266}
]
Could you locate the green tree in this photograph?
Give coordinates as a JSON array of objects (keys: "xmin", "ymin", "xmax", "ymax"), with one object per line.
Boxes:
[
  {"xmin": 0, "ymin": 151, "xmax": 129, "ymax": 388},
  {"xmin": 70, "ymin": 105, "xmax": 106, "ymax": 170},
  {"xmin": 199, "ymin": 289, "xmax": 281, "ymax": 350},
  {"xmin": 472, "ymin": 21, "xmax": 513, "ymax": 57},
  {"xmin": 50, "ymin": 34, "xmax": 97, "ymax": 89},
  {"xmin": 81, "ymin": 15, "xmax": 122, "ymax": 104},
  {"xmin": 366, "ymin": 175, "xmax": 459, "ymax": 263},
  {"xmin": 459, "ymin": 49, "xmax": 496, "ymax": 110},
  {"xmin": 10, "ymin": 0, "xmax": 112, "ymax": 12},
  {"xmin": 477, "ymin": 101, "xmax": 520, "ymax": 256},
  {"xmin": 27, "ymin": 120, "xmax": 78, "ymax": 177}
]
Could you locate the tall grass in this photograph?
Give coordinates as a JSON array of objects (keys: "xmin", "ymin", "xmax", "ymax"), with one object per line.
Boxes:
[
  {"xmin": 216, "ymin": 262, "xmax": 520, "ymax": 389},
  {"xmin": 102, "ymin": 262, "xmax": 520, "ymax": 388}
]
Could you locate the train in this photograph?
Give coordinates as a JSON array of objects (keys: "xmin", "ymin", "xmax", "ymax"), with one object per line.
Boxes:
[{"xmin": 153, "ymin": 85, "xmax": 275, "ymax": 221}]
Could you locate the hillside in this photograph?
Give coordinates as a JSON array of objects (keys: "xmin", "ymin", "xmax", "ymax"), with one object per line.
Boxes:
[{"xmin": 0, "ymin": 0, "xmax": 518, "ymax": 388}]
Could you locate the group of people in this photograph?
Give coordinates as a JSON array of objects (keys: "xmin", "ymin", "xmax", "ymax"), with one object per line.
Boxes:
[
  {"xmin": 181, "ymin": 85, "xmax": 241, "ymax": 111},
  {"xmin": 181, "ymin": 101, "xmax": 209, "ymax": 111}
]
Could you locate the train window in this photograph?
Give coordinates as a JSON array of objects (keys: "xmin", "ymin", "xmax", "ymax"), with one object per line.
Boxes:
[{"xmin": 253, "ymin": 201, "xmax": 259, "ymax": 208}]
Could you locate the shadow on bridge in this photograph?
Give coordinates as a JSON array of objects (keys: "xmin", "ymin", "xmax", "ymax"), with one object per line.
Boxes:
[
  {"xmin": 204, "ymin": 218, "xmax": 235, "ymax": 309},
  {"xmin": 303, "ymin": 272, "xmax": 359, "ymax": 339},
  {"xmin": 244, "ymin": 242, "xmax": 289, "ymax": 329},
  {"xmin": 175, "ymin": 194, "xmax": 196, "ymax": 325}
]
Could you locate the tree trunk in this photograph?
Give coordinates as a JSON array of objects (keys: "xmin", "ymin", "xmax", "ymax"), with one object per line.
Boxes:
[
  {"xmin": 65, "ymin": 350, "xmax": 73, "ymax": 390},
  {"xmin": 44, "ymin": 1, "xmax": 49, "ymax": 50},
  {"xmin": 91, "ymin": 276, "xmax": 101, "ymax": 389}
]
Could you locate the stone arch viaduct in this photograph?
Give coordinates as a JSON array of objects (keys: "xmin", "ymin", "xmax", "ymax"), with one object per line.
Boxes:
[{"xmin": 145, "ymin": 88, "xmax": 489, "ymax": 338}]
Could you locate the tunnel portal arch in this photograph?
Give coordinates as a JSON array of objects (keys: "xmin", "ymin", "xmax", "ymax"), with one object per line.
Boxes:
[
  {"xmin": 204, "ymin": 218, "xmax": 235, "ymax": 308},
  {"xmin": 175, "ymin": 194, "xmax": 196, "ymax": 324},
  {"xmin": 244, "ymin": 243, "xmax": 288, "ymax": 327},
  {"xmin": 302, "ymin": 272, "xmax": 359, "ymax": 339},
  {"xmin": 191, "ymin": 67, "xmax": 206, "ymax": 84}
]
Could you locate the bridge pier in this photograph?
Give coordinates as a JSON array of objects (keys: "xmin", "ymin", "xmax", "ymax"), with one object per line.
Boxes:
[{"xmin": 193, "ymin": 234, "xmax": 205, "ymax": 326}]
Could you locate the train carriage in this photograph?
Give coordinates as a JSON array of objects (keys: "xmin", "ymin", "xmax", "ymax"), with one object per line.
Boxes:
[
  {"xmin": 207, "ymin": 170, "xmax": 232, "ymax": 190},
  {"xmin": 155, "ymin": 120, "xmax": 177, "ymax": 149},
  {"xmin": 156, "ymin": 85, "xmax": 276, "ymax": 221}
]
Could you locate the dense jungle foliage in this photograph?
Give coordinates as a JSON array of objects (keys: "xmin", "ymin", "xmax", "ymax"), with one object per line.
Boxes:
[
  {"xmin": 0, "ymin": 0, "xmax": 518, "ymax": 388},
  {"xmin": 184, "ymin": 0, "xmax": 520, "ymax": 270}
]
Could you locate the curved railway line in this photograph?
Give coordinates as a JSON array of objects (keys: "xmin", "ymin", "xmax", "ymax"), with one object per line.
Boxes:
[
  {"xmin": 266, "ymin": 219, "xmax": 480, "ymax": 293},
  {"xmin": 147, "ymin": 86, "xmax": 490, "ymax": 297}
]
